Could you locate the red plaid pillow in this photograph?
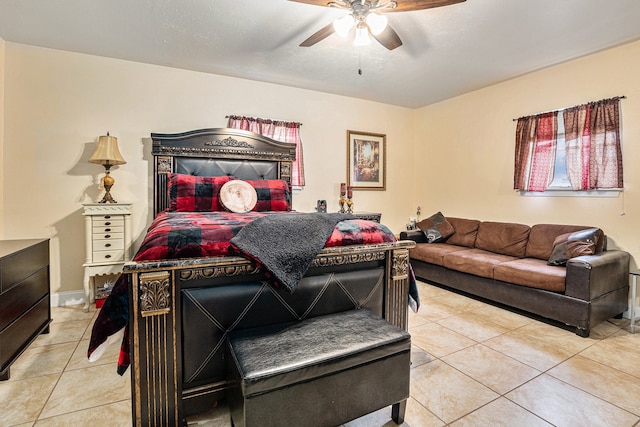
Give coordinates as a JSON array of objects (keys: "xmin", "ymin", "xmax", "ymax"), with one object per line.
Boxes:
[
  {"xmin": 167, "ymin": 174, "xmax": 234, "ymax": 212},
  {"xmin": 245, "ymin": 179, "xmax": 292, "ymax": 211}
]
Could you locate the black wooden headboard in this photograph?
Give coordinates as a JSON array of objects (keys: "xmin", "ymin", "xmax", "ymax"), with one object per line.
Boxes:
[{"xmin": 151, "ymin": 128, "xmax": 296, "ymax": 216}]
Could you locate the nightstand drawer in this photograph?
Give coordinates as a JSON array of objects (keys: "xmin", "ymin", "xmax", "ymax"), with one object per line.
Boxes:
[
  {"xmin": 92, "ymin": 224, "xmax": 123, "ymax": 234},
  {"xmin": 92, "ymin": 231, "xmax": 124, "ymax": 241},
  {"xmin": 93, "ymin": 238, "xmax": 125, "ymax": 252},
  {"xmin": 92, "ymin": 249, "xmax": 125, "ymax": 263},
  {"xmin": 93, "ymin": 218, "xmax": 124, "ymax": 228}
]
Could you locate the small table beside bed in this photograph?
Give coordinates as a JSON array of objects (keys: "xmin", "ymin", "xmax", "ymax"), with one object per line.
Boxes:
[{"xmin": 87, "ymin": 128, "xmax": 417, "ymax": 426}]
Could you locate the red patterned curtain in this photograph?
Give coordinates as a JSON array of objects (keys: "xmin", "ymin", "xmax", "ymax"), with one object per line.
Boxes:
[
  {"xmin": 563, "ymin": 97, "xmax": 623, "ymax": 190},
  {"xmin": 514, "ymin": 112, "xmax": 558, "ymax": 191},
  {"xmin": 227, "ymin": 115, "xmax": 305, "ymax": 187}
]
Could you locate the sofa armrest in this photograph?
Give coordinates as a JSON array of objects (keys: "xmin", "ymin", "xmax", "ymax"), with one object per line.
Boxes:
[
  {"xmin": 399, "ymin": 230, "xmax": 428, "ymax": 243},
  {"xmin": 565, "ymin": 250, "xmax": 630, "ymax": 300}
]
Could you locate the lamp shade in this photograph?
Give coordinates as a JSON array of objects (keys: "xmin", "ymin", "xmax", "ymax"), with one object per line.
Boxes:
[{"xmin": 89, "ymin": 133, "xmax": 126, "ymax": 166}]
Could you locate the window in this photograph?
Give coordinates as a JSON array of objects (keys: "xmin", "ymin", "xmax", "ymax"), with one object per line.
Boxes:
[
  {"xmin": 514, "ymin": 97, "xmax": 623, "ymax": 195},
  {"xmin": 547, "ymin": 113, "xmax": 571, "ymax": 189}
]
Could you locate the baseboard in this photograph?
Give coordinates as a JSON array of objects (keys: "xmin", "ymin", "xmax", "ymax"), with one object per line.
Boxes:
[{"xmin": 51, "ymin": 290, "xmax": 85, "ymax": 307}]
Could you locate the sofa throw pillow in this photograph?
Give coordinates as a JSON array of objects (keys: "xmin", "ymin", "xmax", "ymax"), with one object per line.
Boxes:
[
  {"xmin": 416, "ymin": 212, "xmax": 455, "ymax": 243},
  {"xmin": 167, "ymin": 174, "xmax": 234, "ymax": 212},
  {"xmin": 547, "ymin": 227, "xmax": 603, "ymax": 266},
  {"xmin": 445, "ymin": 217, "xmax": 481, "ymax": 247}
]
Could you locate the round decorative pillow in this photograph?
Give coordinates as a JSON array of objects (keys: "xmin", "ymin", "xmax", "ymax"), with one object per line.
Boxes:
[{"xmin": 219, "ymin": 179, "xmax": 258, "ymax": 213}]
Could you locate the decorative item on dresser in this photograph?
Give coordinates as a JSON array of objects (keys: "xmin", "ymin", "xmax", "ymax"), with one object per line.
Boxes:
[
  {"xmin": 88, "ymin": 132, "xmax": 127, "ymax": 203},
  {"xmin": 82, "ymin": 203, "xmax": 132, "ymax": 312},
  {"xmin": 0, "ymin": 239, "xmax": 51, "ymax": 381},
  {"xmin": 347, "ymin": 185, "xmax": 354, "ymax": 213},
  {"xmin": 351, "ymin": 212, "xmax": 382, "ymax": 222},
  {"xmin": 339, "ymin": 182, "xmax": 347, "ymax": 213}
]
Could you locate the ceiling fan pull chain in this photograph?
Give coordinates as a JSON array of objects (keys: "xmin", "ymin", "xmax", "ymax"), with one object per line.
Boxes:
[{"xmin": 358, "ymin": 51, "xmax": 363, "ymax": 75}]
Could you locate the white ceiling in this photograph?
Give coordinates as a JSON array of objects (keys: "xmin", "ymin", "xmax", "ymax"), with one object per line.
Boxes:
[{"xmin": 1, "ymin": 0, "xmax": 640, "ymax": 109}]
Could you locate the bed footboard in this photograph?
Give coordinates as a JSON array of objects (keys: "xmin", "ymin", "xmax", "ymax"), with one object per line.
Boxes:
[{"xmin": 128, "ymin": 241, "xmax": 414, "ymax": 427}]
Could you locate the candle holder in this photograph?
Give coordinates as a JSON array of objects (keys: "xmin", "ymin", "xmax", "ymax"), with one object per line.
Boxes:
[
  {"xmin": 347, "ymin": 197, "xmax": 353, "ymax": 214},
  {"xmin": 339, "ymin": 196, "xmax": 346, "ymax": 213}
]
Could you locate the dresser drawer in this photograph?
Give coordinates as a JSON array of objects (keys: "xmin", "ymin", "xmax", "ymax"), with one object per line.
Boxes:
[
  {"xmin": 0, "ymin": 240, "xmax": 48, "ymax": 293},
  {"xmin": 92, "ymin": 249, "xmax": 125, "ymax": 263},
  {"xmin": 93, "ymin": 238, "xmax": 125, "ymax": 252},
  {"xmin": 0, "ymin": 296, "xmax": 50, "ymax": 370},
  {"xmin": 0, "ymin": 268, "xmax": 49, "ymax": 331}
]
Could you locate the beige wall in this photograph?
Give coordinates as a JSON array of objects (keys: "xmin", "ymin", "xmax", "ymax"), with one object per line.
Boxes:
[
  {"xmin": 415, "ymin": 40, "xmax": 640, "ymax": 269},
  {"xmin": 1, "ymin": 43, "xmax": 416, "ymax": 294}
]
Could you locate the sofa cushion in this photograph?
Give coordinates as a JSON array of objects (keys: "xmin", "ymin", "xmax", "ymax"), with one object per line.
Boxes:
[
  {"xmin": 475, "ymin": 222, "xmax": 531, "ymax": 258},
  {"xmin": 494, "ymin": 258, "xmax": 566, "ymax": 292},
  {"xmin": 443, "ymin": 248, "xmax": 517, "ymax": 279},
  {"xmin": 416, "ymin": 212, "xmax": 455, "ymax": 243},
  {"xmin": 409, "ymin": 243, "xmax": 471, "ymax": 266},
  {"xmin": 547, "ymin": 228, "xmax": 604, "ymax": 266},
  {"xmin": 525, "ymin": 224, "xmax": 597, "ymax": 260},
  {"xmin": 445, "ymin": 218, "xmax": 481, "ymax": 248}
]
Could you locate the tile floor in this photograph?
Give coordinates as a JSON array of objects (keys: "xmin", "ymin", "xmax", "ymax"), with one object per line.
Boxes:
[{"xmin": 2, "ymin": 280, "xmax": 640, "ymax": 426}]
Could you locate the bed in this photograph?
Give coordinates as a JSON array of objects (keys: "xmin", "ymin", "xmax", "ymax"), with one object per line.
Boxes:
[{"xmin": 88, "ymin": 128, "xmax": 416, "ymax": 426}]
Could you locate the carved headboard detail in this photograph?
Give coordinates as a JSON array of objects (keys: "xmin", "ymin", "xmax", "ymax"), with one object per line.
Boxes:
[{"xmin": 151, "ymin": 128, "xmax": 296, "ymax": 216}]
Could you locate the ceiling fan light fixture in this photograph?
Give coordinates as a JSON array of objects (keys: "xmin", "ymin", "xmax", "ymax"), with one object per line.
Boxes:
[
  {"xmin": 365, "ymin": 12, "xmax": 388, "ymax": 35},
  {"xmin": 354, "ymin": 24, "xmax": 371, "ymax": 46},
  {"xmin": 333, "ymin": 14, "xmax": 355, "ymax": 37}
]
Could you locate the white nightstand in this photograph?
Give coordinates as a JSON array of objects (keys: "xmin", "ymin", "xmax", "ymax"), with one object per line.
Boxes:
[{"xmin": 82, "ymin": 203, "xmax": 132, "ymax": 312}]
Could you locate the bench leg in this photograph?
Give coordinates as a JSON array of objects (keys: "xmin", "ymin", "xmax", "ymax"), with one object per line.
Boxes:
[{"xmin": 392, "ymin": 399, "xmax": 407, "ymax": 424}]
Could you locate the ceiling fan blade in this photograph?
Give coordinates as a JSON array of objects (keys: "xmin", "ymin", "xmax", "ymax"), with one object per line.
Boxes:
[
  {"xmin": 300, "ymin": 22, "xmax": 336, "ymax": 47},
  {"xmin": 372, "ymin": 25, "xmax": 402, "ymax": 50},
  {"xmin": 288, "ymin": 0, "xmax": 331, "ymax": 6},
  {"xmin": 388, "ymin": 0, "xmax": 466, "ymax": 12}
]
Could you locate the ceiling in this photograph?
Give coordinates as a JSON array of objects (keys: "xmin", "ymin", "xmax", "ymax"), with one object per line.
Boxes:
[{"xmin": 1, "ymin": 0, "xmax": 640, "ymax": 109}]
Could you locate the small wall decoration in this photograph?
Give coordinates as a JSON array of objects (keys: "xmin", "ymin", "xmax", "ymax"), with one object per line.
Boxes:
[{"xmin": 347, "ymin": 130, "xmax": 386, "ymax": 191}]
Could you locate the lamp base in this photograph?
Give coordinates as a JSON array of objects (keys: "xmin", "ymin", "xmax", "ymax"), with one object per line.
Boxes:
[
  {"xmin": 98, "ymin": 192, "xmax": 117, "ymax": 204},
  {"xmin": 98, "ymin": 184, "xmax": 118, "ymax": 203},
  {"xmin": 98, "ymin": 171, "xmax": 117, "ymax": 203}
]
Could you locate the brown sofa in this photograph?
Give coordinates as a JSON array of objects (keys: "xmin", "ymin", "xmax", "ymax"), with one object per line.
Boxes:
[{"xmin": 400, "ymin": 217, "xmax": 630, "ymax": 337}]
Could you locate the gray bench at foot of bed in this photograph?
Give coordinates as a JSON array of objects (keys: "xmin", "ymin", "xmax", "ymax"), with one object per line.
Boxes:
[{"xmin": 226, "ymin": 309, "xmax": 411, "ymax": 427}]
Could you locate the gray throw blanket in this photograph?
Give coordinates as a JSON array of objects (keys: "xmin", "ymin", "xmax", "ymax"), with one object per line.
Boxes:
[{"xmin": 230, "ymin": 213, "xmax": 353, "ymax": 292}]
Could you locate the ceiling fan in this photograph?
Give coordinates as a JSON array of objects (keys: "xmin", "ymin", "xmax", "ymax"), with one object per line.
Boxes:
[{"xmin": 290, "ymin": 0, "xmax": 466, "ymax": 50}]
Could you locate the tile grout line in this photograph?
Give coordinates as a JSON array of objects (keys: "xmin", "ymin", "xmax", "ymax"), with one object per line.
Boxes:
[{"xmin": 33, "ymin": 308, "xmax": 98, "ymax": 423}]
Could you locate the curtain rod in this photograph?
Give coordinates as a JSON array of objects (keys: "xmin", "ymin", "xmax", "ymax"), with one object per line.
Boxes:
[
  {"xmin": 225, "ymin": 115, "xmax": 302, "ymax": 126},
  {"xmin": 512, "ymin": 95, "xmax": 626, "ymax": 121}
]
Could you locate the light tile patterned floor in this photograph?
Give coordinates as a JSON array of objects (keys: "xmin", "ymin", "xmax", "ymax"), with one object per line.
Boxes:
[{"xmin": 2, "ymin": 280, "xmax": 639, "ymax": 426}]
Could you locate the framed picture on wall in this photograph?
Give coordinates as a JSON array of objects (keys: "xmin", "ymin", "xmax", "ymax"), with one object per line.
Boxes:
[{"xmin": 346, "ymin": 130, "xmax": 386, "ymax": 191}]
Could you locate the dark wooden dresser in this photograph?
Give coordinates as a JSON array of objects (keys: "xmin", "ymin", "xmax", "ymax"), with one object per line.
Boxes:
[{"xmin": 0, "ymin": 239, "xmax": 51, "ymax": 380}]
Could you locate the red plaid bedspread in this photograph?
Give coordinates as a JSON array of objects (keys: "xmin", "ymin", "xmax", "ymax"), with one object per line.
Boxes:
[
  {"xmin": 89, "ymin": 211, "xmax": 396, "ymax": 373},
  {"xmin": 135, "ymin": 211, "xmax": 395, "ymax": 261}
]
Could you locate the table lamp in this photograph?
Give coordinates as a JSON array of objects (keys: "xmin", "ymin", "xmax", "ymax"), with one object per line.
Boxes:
[{"xmin": 89, "ymin": 132, "xmax": 126, "ymax": 203}]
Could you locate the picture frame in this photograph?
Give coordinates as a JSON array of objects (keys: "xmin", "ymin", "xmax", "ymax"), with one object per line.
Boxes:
[{"xmin": 346, "ymin": 130, "xmax": 386, "ymax": 191}]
